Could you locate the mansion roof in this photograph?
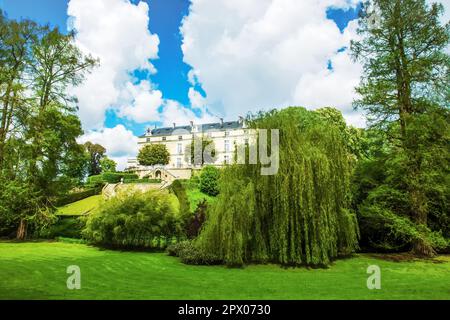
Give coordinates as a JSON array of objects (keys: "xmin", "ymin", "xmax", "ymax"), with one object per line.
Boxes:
[{"xmin": 141, "ymin": 120, "xmax": 244, "ymax": 138}]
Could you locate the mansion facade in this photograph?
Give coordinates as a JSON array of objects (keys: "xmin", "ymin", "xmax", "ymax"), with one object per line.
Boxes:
[{"xmin": 127, "ymin": 117, "xmax": 256, "ymax": 181}]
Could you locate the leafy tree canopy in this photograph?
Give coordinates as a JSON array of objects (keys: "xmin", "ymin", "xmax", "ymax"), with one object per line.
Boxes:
[{"xmin": 138, "ymin": 144, "xmax": 170, "ymax": 166}]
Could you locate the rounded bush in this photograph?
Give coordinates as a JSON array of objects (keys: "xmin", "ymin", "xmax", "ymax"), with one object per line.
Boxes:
[
  {"xmin": 199, "ymin": 166, "xmax": 220, "ymax": 196},
  {"xmin": 83, "ymin": 190, "xmax": 181, "ymax": 249}
]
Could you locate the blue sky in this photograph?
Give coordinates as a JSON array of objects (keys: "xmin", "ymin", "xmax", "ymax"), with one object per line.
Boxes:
[{"xmin": 0, "ymin": 0, "xmax": 365, "ymax": 167}]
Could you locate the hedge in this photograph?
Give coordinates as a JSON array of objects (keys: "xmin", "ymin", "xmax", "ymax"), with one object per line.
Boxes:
[
  {"xmin": 123, "ymin": 178, "xmax": 161, "ymax": 184},
  {"xmin": 87, "ymin": 172, "xmax": 139, "ymax": 184}
]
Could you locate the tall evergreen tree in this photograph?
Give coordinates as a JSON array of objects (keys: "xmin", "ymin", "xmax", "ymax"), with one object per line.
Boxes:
[{"xmin": 351, "ymin": 0, "xmax": 449, "ymax": 255}]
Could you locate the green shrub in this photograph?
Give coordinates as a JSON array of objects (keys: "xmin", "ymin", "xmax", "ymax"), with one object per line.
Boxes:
[
  {"xmin": 87, "ymin": 174, "xmax": 104, "ymax": 185},
  {"xmin": 185, "ymin": 200, "xmax": 207, "ymax": 239},
  {"xmin": 82, "ymin": 190, "xmax": 182, "ymax": 249},
  {"xmin": 87, "ymin": 172, "xmax": 139, "ymax": 184},
  {"xmin": 39, "ymin": 217, "xmax": 85, "ymax": 239},
  {"xmin": 123, "ymin": 178, "xmax": 161, "ymax": 184},
  {"xmin": 167, "ymin": 240, "xmax": 221, "ymax": 265},
  {"xmin": 199, "ymin": 165, "xmax": 220, "ymax": 196},
  {"xmin": 101, "ymin": 172, "xmax": 138, "ymax": 183}
]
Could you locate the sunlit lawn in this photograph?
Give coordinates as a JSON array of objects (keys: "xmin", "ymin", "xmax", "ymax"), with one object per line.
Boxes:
[
  {"xmin": 0, "ymin": 241, "xmax": 448, "ymax": 300},
  {"xmin": 56, "ymin": 195, "xmax": 103, "ymax": 216}
]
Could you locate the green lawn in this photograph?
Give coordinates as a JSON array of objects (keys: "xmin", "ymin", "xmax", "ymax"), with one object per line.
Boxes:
[
  {"xmin": 56, "ymin": 195, "xmax": 103, "ymax": 216},
  {"xmin": 186, "ymin": 188, "xmax": 217, "ymax": 212},
  {"xmin": 0, "ymin": 241, "xmax": 448, "ymax": 300}
]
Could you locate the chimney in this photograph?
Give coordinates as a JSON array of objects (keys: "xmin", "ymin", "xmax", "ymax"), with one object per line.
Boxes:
[
  {"xmin": 220, "ymin": 118, "xmax": 224, "ymax": 127},
  {"xmin": 173, "ymin": 122, "xmax": 176, "ymax": 129},
  {"xmin": 190, "ymin": 120, "xmax": 194, "ymax": 128}
]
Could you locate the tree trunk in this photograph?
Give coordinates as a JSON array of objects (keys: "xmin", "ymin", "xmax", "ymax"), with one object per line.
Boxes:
[
  {"xmin": 16, "ymin": 219, "xmax": 27, "ymax": 240},
  {"xmin": 411, "ymin": 238, "xmax": 436, "ymax": 257},
  {"xmin": 410, "ymin": 188, "xmax": 435, "ymax": 257}
]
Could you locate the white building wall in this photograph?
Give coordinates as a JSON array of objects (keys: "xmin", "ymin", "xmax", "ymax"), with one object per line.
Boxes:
[{"xmin": 133, "ymin": 125, "xmax": 257, "ymax": 170}]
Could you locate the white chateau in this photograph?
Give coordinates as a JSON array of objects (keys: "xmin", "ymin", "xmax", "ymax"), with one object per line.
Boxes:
[{"xmin": 127, "ymin": 117, "xmax": 255, "ymax": 181}]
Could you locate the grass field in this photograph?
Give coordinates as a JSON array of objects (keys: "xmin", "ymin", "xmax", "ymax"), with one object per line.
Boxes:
[
  {"xmin": 0, "ymin": 241, "xmax": 448, "ymax": 300},
  {"xmin": 186, "ymin": 187, "xmax": 217, "ymax": 212},
  {"xmin": 56, "ymin": 195, "xmax": 103, "ymax": 216}
]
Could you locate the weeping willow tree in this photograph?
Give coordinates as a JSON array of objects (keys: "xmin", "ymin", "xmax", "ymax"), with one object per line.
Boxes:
[{"xmin": 195, "ymin": 107, "xmax": 359, "ymax": 266}]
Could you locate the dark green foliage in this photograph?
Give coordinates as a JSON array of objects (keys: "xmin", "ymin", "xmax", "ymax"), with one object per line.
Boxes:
[
  {"xmin": 138, "ymin": 144, "xmax": 170, "ymax": 166},
  {"xmin": 84, "ymin": 142, "xmax": 106, "ymax": 176},
  {"xmin": 0, "ymin": 13, "xmax": 96, "ymax": 239},
  {"xmin": 39, "ymin": 217, "xmax": 85, "ymax": 239},
  {"xmin": 170, "ymin": 180, "xmax": 191, "ymax": 218},
  {"xmin": 351, "ymin": 0, "xmax": 450, "ymax": 255},
  {"xmin": 123, "ymin": 178, "xmax": 161, "ymax": 184},
  {"xmin": 185, "ymin": 200, "xmax": 208, "ymax": 239},
  {"xmin": 199, "ymin": 165, "xmax": 220, "ymax": 196},
  {"xmin": 82, "ymin": 190, "xmax": 181, "ymax": 249},
  {"xmin": 193, "ymin": 107, "xmax": 359, "ymax": 266},
  {"xmin": 167, "ymin": 240, "xmax": 222, "ymax": 265},
  {"xmin": 54, "ymin": 186, "xmax": 102, "ymax": 207}
]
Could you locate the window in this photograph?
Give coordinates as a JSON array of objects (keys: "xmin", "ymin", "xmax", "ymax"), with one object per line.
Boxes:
[
  {"xmin": 146, "ymin": 138, "xmax": 151, "ymax": 142},
  {"xmin": 224, "ymin": 140, "xmax": 230, "ymax": 152},
  {"xmin": 245, "ymin": 138, "xmax": 249, "ymax": 145},
  {"xmin": 224, "ymin": 131, "xmax": 229, "ymax": 137},
  {"xmin": 177, "ymin": 158, "xmax": 182, "ymax": 168},
  {"xmin": 177, "ymin": 143, "xmax": 183, "ymax": 154},
  {"xmin": 162, "ymin": 137, "xmax": 166, "ymax": 141},
  {"xmin": 224, "ymin": 155, "xmax": 230, "ymax": 164},
  {"xmin": 178, "ymin": 136, "xmax": 183, "ymax": 140}
]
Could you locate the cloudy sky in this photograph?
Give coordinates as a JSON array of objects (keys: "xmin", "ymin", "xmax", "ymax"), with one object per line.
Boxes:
[{"xmin": 1, "ymin": 0, "xmax": 448, "ymax": 169}]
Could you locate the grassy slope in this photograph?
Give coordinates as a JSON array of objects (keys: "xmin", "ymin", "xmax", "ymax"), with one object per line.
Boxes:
[
  {"xmin": 56, "ymin": 195, "xmax": 103, "ymax": 216},
  {"xmin": 186, "ymin": 188, "xmax": 217, "ymax": 212},
  {"xmin": 0, "ymin": 241, "xmax": 448, "ymax": 300}
]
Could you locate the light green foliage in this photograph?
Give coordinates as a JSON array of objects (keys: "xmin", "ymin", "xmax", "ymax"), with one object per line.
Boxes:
[
  {"xmin": 315, "ymin": 107, "xmax": 366, "ymax": 159},
  {"xmin": 199, "ymin": 165, "xmax": 220, "ymax": 196},
  {"xmin": 56, "ymin": 195, "xmax": 103, "ymax": 216},
  {"xmin": 82, "ymin": 190, "xmax": 181, "ymax": 249},
  {"xmin": 138, "ymin": 144, "xmax": 170, "ymax": 166},
  {"xmin": 195, "ymin": 107, "xmax": 359, "ymax": 266}
]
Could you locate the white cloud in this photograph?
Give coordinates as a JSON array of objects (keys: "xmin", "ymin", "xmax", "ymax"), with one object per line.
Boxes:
[
  {"xmin": 78, "ymin": 125, "xmax": 139, "ymax": 170},
  {"xmin": 160, "ymin": 99, "xmax": 217, "ymax": 127},
  {"xmin": 118, "ymin": 80, "xmax": 163, "ymax": 123},
  {"xmin": 181, "ymin": 0, "xmax": 365, "ymax": 127},
  {"xmin": 68, "ymin": 0, "xmax": 161, "ymax": 129},
  {"xmin": 188, "ymin": 87, "xmax": 206, "ymax": 109}
]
